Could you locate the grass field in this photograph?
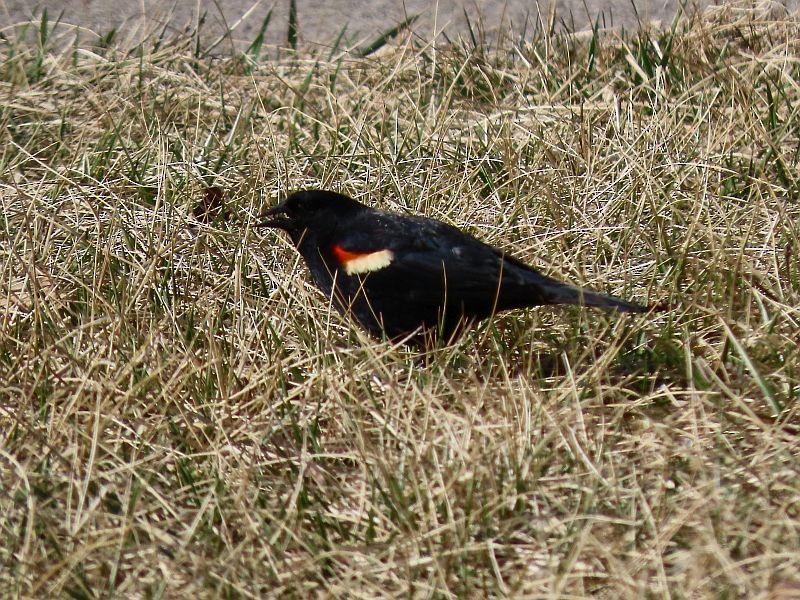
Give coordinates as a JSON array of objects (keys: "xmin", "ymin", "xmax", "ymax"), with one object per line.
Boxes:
[{"xmin": 1, "ymin": 1, "xmax": 799, "ymax": 597}]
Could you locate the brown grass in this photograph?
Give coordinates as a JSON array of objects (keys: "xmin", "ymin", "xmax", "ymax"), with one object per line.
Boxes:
[{"xmin": 1, "ymin": 1, "xmax": 799, "ymax": 597}]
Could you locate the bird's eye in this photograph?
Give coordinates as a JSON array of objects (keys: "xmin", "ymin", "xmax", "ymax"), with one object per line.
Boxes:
[
  {"xmin": 299, "ymin": 199, "xmax": 321, "ymax": 214},
  {"xmin": 287, "ymin": 198, "xmax": 306, "ymax": 213}
]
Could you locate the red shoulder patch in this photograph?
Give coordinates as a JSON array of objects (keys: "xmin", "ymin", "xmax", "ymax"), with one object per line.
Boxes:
[
  {"xmin": 331, "ymin": 244, "xmax": 394, "ymax": 275},
  {"xmin": 332, "ymin": 245, "xmax": 368, "ymax": 263}
]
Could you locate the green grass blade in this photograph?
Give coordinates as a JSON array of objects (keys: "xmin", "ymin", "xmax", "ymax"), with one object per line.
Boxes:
[{"xmin": 355, "ymin": 14, "xmax": 419, "ymax": 57}]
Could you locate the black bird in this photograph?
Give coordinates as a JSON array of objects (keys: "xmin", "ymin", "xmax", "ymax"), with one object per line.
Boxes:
[{"xmin": 258, "ymin": 190, "xmax": 649, "ymax": 343}]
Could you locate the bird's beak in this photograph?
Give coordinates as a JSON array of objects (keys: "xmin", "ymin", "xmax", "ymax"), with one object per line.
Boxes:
[{"xmin": 256, "ymin": 203, "xmax": 292, "ymax": 230}]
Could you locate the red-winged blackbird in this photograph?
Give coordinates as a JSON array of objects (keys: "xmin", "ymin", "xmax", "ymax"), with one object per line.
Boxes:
[{"xmin": 258, "ymin": 190, "xmax": 650, "ymax": 343}]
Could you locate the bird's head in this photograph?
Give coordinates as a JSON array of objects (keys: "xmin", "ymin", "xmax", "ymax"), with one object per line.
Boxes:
[{"xmin": 257, "ymin": 190, "xmax": 365, "ymax": 245}]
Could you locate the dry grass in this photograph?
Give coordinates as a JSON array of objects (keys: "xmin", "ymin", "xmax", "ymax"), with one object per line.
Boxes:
[{"xmin": 1, "ymin": 1, "xmax": 799, "ymax": 597}]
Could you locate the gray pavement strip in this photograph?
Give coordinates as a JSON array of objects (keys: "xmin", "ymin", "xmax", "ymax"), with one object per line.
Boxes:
[{"xmin": 0, "ymin": 0, "xmax": 768, "ymax": 51}]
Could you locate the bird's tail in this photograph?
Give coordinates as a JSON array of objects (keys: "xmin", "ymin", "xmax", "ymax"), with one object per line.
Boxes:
[{"xmin": 539, "ymin": 279, "xmax": 649, "ymax": 312}]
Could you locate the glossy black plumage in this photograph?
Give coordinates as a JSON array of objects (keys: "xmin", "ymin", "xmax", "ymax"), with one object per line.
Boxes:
[{"xmin": 258, "ymin": 190, "xmax": 649, "ymax": 342}]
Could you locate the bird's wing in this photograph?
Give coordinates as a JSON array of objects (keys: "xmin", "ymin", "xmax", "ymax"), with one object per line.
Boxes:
[
  {"xmin": 330, "ymin": 212, "xmax": 648, "ymax": 313},
  {"xmin": 331, "ymin": 213, "xmax": 523, "ymax": 305}
]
